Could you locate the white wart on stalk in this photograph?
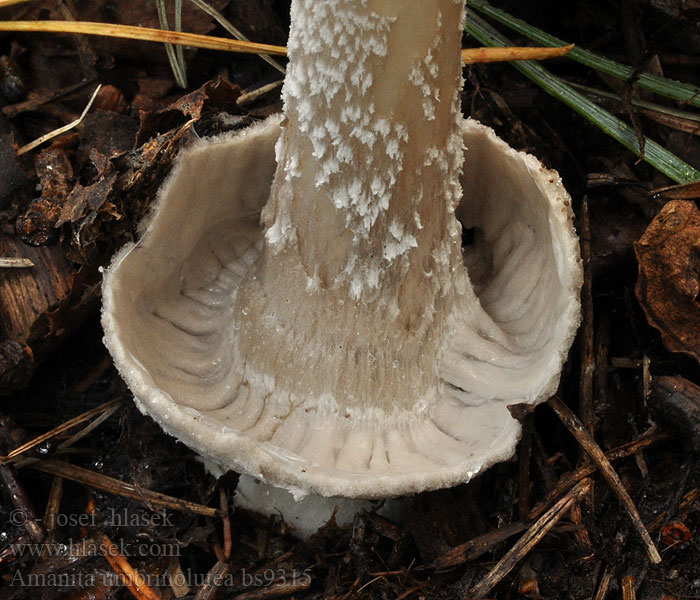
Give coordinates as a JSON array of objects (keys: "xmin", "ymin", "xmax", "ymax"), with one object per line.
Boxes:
[
  {"xmin": 102, "ymin": 0, "xmax": 582, "ymax": 501},
  {"xmin": 236, "ymin": 0, "xmax": 468, "ymax": 428}
]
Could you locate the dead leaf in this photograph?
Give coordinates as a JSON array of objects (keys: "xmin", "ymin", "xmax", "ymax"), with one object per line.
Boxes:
[
  {"xmin": 56, "ymin": 170, "xmax": 117, "ymax": 229},
  {"xmin": 635, "ymin": 200, "xmax": 700, "ymax": 362},
  {"xmin": 136, "ymin": 78, "xmax": 240, "ymax": 145},
  {"xmin": 650, "ymin": 180, "xmax": 700, "ymax": 201}
]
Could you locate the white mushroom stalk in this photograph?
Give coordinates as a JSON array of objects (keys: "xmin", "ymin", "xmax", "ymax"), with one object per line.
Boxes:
[
  {"xmin": 102, "ymin": 0, "xmax": 582, "ymax": 502},
  {"xmin": 239, "ymin": 0, "xmax": 467, "ymax": 432}
]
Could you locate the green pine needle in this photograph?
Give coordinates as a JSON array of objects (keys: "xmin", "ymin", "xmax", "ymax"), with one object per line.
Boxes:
[
  {"xmin": 465, "ymin": 11, "xmax": 700, "ymax": 184},
  {"xmin": 469, "ymin": 0, "xmax": 700, "ymax": 110}
]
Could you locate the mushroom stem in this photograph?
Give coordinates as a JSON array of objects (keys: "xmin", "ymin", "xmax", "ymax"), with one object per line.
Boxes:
[{"xmin": 234, "ymin": 0, "xmax": 467, "ymax": 414}]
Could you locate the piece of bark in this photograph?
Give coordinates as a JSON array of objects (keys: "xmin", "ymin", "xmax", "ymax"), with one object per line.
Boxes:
[
  {"xmin": 634, "ymin": 200, "xmax": 700, "ymax": 363},
  {"xmin": 0, "ymin": 236, "xmax": 74, "ymax": 344},
  {"xmin": 649, "ymin": 376, "xmax": 700, "ymax": 453}
]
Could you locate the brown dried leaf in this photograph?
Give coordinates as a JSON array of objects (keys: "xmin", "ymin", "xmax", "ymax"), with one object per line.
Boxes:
[
  {"xmin": 56, "ymin": 170, "xmax": 117, "ymax": 228},
  {"xmin": 650, "ymin": 180, "xmax": 700, "ymax": 201},
  {"xmin": 635, "ymin": 200, "xmax": 700, "ymax": 362},
  {"xmin": 136, "ymin": 78, "xmax": 240, "ymax": 145}
]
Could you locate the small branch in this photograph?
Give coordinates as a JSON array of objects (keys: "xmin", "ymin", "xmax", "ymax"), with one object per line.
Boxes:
[
  {"xmin": 548, "ymin": 396, "xmax": 662, "ymax": 564},
  {"xmin": 621, "ymin": 574, "xmax": 636, "ymax": 600},
  {"xmin": 579, "ymin": 197, "xmax": 595, "ymax": 436},
  {"xmin": 219, "ymin": 486, "xmax": 231, "ymax": 561},
  {"xmin": 428, "ymin": 522, "xmax": 527, "ymax": 570},
  {"xmin": 0, "ymin": 257, "xmax": 34, "ymax": 268},
  {"xmin": 593, "ymin": 564, "xmax": 616, "ymax": 600},
  {"xmin": 236, "ymin": 80, "xmax": 283, "ymax": 108},
  {"xmin": 194, "ymin": 560, "xmax": 230, "ymax": 600}
]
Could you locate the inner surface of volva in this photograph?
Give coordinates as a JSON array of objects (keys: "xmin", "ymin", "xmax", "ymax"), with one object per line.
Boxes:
[{"xmin": 103, "ymin": 0, "xmax": 580, "ymax": 494}]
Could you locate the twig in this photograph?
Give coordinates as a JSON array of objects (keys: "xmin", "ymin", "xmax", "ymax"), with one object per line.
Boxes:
[
  {"xmin": 577, "ymin": 197, "xmax": 596, "ymax": 551},
  {"xmin": 0, "ymin": 19, "xmax": 572, "ymax": 69},
  {"xmin": 96, "ymin": 530, "xmax": 162, "ymax": 600},
  {"xmin": 593, "ymin": 564, "xmax": 616, "ymax": 600},
  {"xmin": 18, "ymin": 84, "xmax": 101, "ymax": 155},
  {"xmin": 233, "ymin": 578, "xmax": 313, "ymax": 600},
  {"xmin": 518, "ymin": 412, "xmax": 533, "ymax": 521},
  {"xmin": 428, "ymin": 522, "xmax": 527, "ymax": 570},
  {"xmin": 27, "ymin": 458, "xmax": 222, "ymax": 518},
  {"xmin": 647, "ymin": 488, "xmax": 700, "ymax": 533},
  {"xmin": 621, "ymin": 574, "xmax": 636, "ymax": 600},
  {"xmin": 194, "ymin": 560, "xmax": 230, "ymax": 600},
  {"xmin": 548, "ymin": 396, "xmax": 662, "ymax": 563},
  {"xmin": 0, "ymin": 0, "xmax": 31, "ymax": 6},
  {"xmin": 0, "ymin": 257, "xmax": 34, "ymax": 268},
  {"xmin": 73, "ymin": 355, "xmax": 114, "ymax": 393},
  {"xmin": 236, "ymin": 80, "xmax": 283, "ymax": 107},
  {"xmin": 220, "ymin": 486, "xmax": 231, "ymax": 561},
  {"xmin": 2, "ymin": 79, "xmax": 95, "ymax": 118},
  {"xmin": 579, "ymin": 197, "xmax": 595, "ymax": 436},
  {"xmin": 56, "ymin": 403, "xmax": 122, "ymax": 453},
  {"xmin": 469, "ymin": 478, "xmax": 593, "ymax": 598}
]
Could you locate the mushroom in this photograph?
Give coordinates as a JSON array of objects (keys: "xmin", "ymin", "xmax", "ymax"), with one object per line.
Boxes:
[{"xmin": 102, "ymin": 0, "xmax": 581, "ymax": 527}]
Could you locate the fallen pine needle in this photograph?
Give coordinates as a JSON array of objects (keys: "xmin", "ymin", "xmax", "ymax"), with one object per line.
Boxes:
[
  {"xmin": 27, "ymin": 459, "xmax": 222, "ymax": 518},
  {"xmin": 96, "ymin": 531, "xmax": 162, "ymax": 600},
  {"xmin": 18, "ymin": 84, "xmax": 101, "ymax": 155},
  {"xmin": 470, "ymin": 478, "xmax": 593, "ymax": 598},
  {"xmin": 462, "ymin": 43, "xmax": 573, "ymax": 64},
  {"xmin": 548, "ymin": 395, "xmax": 662, "ymax": 564},
  {"xmin": 0, "ymin": 21, "xmax": 287, "ymax": 55},
  {"xmin": 0, "ymin": 21, "xmax": 569, "ymax": 67},
  {"xmin": 1, "ymin": 399, "xmax": 121, "ymax": 465}
]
